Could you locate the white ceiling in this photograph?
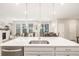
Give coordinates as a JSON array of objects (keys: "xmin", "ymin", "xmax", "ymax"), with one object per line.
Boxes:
[
  {"xmin": 0, "ymin": 3, "xmax": 26, "ymax": 19},
  {"xmin": 0, "ymin": 3, "xmax": 79, "ymax": 20},
  {"xmin": 54, "ymin": 3, "xmax": 79, "ymax": 19}
]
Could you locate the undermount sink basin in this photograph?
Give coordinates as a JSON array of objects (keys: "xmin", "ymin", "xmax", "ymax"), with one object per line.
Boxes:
[{"xmin": 29, "ymin": 40, "xmax": 49, "ymax": 44}]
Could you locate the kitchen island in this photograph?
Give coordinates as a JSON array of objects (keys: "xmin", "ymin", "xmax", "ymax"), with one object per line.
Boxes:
[{"xmin": 0, "ymin": 37, "xmax": 79, "ymax": 56}]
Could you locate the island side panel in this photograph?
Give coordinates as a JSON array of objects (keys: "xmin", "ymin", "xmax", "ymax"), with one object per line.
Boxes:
[{"xmin": 24, "ymin": 46, "xmax": 54, "ymax": 56}]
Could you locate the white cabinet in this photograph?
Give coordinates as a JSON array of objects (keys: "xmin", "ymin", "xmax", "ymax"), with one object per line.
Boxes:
[
  {"xmin": 55, "ymin": 47, "xmax": 79, "ymax": 52},
  {"xmin": 56, "ymin": 52, "xmax": 70, "ymax": 56},
  {"xmin": 57, "ymin": 23, "xmax": 64, "ymax": 37},
  {"xmin": 24, "ymin": 46, "xmax": 79, "ymax": 56},
  {"xmin": 24, "ymin": 46, "xmax": 54, "ymax": 56},
  {"xmin": 24, "ymin": 52, "xmax": 54, "ymax": 56},
  {"xmin": 55, "ymin": 47, "xmax": 79, "ymax": 56},
  {"xmin": 56, "ymin": 52, "xmax": 79, "ymax": 56},
  {"xmin": 24, "ymin": 46, "xmax": 54, "ymax": 52},
  {"xmin": 58, "ymin": 19, "xmax": 77, "ymax": 41}
]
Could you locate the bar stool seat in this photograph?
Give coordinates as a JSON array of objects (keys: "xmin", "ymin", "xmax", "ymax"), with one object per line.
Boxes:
[
  {"xmin": 2, "ymin": 46, "xmax": 23, "ymax": 56},
  {"xmin": 2, "ymin": 48, "xmax": 22, "ymax": 52}
]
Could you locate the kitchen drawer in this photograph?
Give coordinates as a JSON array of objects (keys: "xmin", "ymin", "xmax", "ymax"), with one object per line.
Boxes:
[
  {"xmin": 24, "ymin": 46, "xmax": 54, "ymax": 52},
  {"xmin": 56, "ymin": 52, "xmax": 69, "ymax": 56},
  {"xmin": 24, "ymin": 52, "xmax": 54, "ymax": 56},
  {"xmin": 56, "ymin": 52, "xmax": 79, "ymax": 56},
  {"xmin": 55, "ymin": 47, "xmax": 79, "ymax": 52},
  {"xmin": 67, "ymin": 52, "xmax": 79, "ymax": 56}
]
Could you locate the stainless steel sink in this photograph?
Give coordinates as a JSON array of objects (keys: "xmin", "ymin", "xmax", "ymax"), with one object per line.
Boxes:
[{"xmin": 29, "ymin": 40, "xmax": 49, "ymax": 44}]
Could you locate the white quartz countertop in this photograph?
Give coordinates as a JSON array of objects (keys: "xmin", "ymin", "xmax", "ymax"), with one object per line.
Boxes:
[{"xmin": 0, "ymin": 37, "xmax": 79, "ymax": 46}]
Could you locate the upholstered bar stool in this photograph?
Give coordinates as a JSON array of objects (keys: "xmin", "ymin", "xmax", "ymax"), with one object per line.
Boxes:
[{"xmin": 2, "ymin": 46, "xmax": 23, "ymax": 56}]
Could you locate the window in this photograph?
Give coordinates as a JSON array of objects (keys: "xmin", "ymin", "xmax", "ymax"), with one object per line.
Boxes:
[
  {"xmin": 40, "ymin": 24, "xmax": 49, "ymax": 33},
  {"xmin": 22, "ymin": 24, "xmax": 27, "ymax": 33},
  {"xmin": 45, "ymin": 24, "xmax": 49, "ymax": 32},
  {"xmin": 16, "ymin": 24, "xmax": 20, "ymax": 36},
  {"xmin": 15, "ymin": 22, "xmax": 49, "ymax": 37},
  {"xmin": 28, "ymin": 24, "xmax": 33, "ymax": 33},
  {"xmin": 40, "ymin": 24, "xmax": 44, "ymax": 33}
]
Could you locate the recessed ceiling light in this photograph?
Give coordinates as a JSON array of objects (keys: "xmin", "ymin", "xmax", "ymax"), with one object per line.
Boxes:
[
  {"xmin": 55, "ymin": 2, "xmax": 64, "ymax": 6},
  {"xmin": 59, "ymin": 2, "xmax": 64, "ymax": 5},
  {"xmin": 15, "ymin": 3, "xmax": 20, "ymax": 5}
]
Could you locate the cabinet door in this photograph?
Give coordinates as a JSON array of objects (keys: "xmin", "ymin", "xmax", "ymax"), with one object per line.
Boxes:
[
  {"xmin": 24, "ymin": 46, "xmax": 54, "ymax": 56},
  {"xmin": 24, "ymin": 52, "xmax": 54, "ymax": 56},
  {"xmin": 68, "ymin": 20, "xmax": 77, "ymax": 41},
  {"xmin": 67, "ymin": 52, "xmax": 79, "ymax": 56},
  {"xmin": 55, "ymin": 52, "xmax": 70, "ymax": 56},
  {"xmin": 24, "ymin": 46, "xmax": 54, "ymax": 52},
  {"xmin": 56, "ymin": 47, "xmax": 79, "ymax": 52},
  {"xmin": 58, "ymin": 23, "xmax": 64, "ymax": 37},
  {"xmin": 56, "ymin": 52, "xmax": 79, "ymax": 56},
  {"xmin": 24, "ymin": 52, "xmax": 39, "ymax": 56}
]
